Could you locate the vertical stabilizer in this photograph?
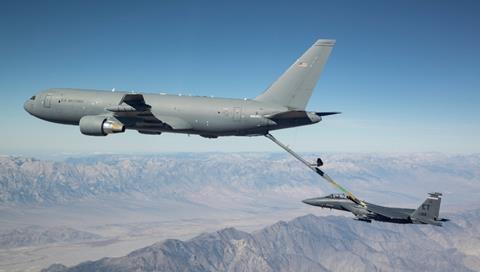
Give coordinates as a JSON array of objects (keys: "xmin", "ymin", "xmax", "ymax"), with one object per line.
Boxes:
[
  {"xmin": 255, "ymin": 39, "xmax": 335, "ymax": 110},
  {"xmin": 411, "ymin": 193, "xmax": 442, "ymax": 224}
]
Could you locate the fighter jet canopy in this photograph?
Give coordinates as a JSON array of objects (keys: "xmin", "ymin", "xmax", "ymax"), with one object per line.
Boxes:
[{"xmin": 325, "ymin": 193, "xmax": 348, "ymax": 199}]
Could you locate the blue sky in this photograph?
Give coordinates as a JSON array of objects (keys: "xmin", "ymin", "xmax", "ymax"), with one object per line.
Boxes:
[{"xmin": 0, "ymin": 0, "xmax": 479, "ymax": 156}]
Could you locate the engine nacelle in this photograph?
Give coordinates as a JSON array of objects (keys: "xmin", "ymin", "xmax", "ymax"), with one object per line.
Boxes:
[{"xmin": 79, "ymin": 115, "xmax": 125, "ymax": 136}]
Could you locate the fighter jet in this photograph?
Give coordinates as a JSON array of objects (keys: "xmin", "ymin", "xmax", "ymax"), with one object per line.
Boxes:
[
  {"xmin": 24, "ymin": 39, "xmax": 338, "ymax": 138},
  {"xmin": 303, "ymin": 192, "xmax": 449, "ymax": 226}
]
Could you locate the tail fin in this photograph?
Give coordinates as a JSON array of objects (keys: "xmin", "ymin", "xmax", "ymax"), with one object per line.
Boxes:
[
  {"xmin": 411, "ymin": 193, "xmax": 442, "ymax": 224},
  {"xmin": 255, "ymin": 39, "xmax": 335, "ymax": 110}
]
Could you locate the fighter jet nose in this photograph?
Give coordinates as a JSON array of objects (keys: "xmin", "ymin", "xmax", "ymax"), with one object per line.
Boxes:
[{"xmin": 302, "ymin": 198, "xmax": 317, "ymax": 206}]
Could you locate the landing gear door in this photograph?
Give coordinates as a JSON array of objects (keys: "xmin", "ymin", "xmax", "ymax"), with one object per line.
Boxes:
[{"xmin": 43, "ymin": 94, "xmax": 52, "ymax": 108}]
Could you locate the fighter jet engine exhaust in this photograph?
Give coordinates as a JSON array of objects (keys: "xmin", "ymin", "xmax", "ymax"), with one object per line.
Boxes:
[{"xmin": 79, "ymin": 115, "xmax": 125, "ymax": 136}]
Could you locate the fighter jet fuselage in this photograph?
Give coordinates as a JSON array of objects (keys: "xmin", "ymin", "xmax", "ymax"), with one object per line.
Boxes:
[
  {"xmin": 303, "ymin": 193, "xmax": 449, "ymax": 226},
  {"xmin": 24, "ymin": 39, "xmax": 338, "ymax": 138}
]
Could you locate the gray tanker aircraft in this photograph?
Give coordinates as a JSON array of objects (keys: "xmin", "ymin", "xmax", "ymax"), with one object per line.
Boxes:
[
  {"xmin": 24, "ymin": 39, "xmax": 338, "ymax": 138},
  {"xmin": 303, "ymin": 192, "xmax": 449, "ymax": 226}
]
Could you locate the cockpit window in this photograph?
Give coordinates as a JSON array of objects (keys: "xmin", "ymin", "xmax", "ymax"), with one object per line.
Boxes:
[
  {"xmin": 328, "ymin": 194, "xmax": 347, "ymax": 199},
  {"xmin": 30, "ymin": 95, "xmax": 36, "ymax": 100}
]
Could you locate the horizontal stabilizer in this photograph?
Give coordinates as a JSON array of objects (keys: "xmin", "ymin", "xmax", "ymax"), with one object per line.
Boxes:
[
  {"xmin": 415, "ymin": 217, "xmax": 443, "ymax": 226},
  {"xmin": 265, "ymin": 110, "xmax": 321, "ymax": 125},
  {"xmin": 266, "ymin": 110, "xmax": 312, "ymax": 120},
  {"xmin": 316, "ymin": 112, "xmax": 341, "ymax": 117}
]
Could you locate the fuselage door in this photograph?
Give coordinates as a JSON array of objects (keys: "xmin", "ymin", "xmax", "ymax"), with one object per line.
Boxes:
[
  {"xmin": 233, "ymin": 107, "xmax": 241, "ymax": 121},
  {"xmin": 43, "ymin": 94, "xmax": 52, "ymax": 108}
]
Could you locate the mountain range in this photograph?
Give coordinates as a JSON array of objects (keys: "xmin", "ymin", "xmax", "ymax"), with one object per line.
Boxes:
[
  {"xmin": 1, "ymin": 153, "xmax": 479, "ymax": 271},
  {"xmin": 42, "ymin": 209, "xmax": 480, "ymax": 272},
  {"xmin": 0, "ymin": 225, "xmax": 102, "ymax": 248},
  {"xmin": 1, "ymin": 153, "xmax": 479, "ymax": 208}
]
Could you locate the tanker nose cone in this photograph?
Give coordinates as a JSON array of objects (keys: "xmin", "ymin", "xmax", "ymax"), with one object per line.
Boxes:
[
  {"xmin": 24, "ymin": 95, "xmax": 37, "ymax": 115},
  {"xmin": 24, "ymin": 100, "xmax": 33, "ymax": 114}
]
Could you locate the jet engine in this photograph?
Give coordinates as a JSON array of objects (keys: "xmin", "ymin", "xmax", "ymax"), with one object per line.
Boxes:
[{"xmin": 79, "ymin": 115, "xmax": 125, "ymax": 136}]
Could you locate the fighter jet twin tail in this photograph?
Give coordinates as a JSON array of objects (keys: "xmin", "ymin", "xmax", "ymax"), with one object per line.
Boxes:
[{"xmin": 24, "ymin": 39, "xmax": 448, "ymax": 226}]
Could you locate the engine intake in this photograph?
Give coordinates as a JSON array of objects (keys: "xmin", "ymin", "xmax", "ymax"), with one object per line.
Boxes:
[{"xmin": 79, "ymin": 115, "xmax": 125, "ymax": 136}]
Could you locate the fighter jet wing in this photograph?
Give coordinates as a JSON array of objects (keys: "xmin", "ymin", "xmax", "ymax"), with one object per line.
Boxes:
[
  {"xmin": 354, "ymin": 215, "xmax": 372, "ymax": 223},
  {"xmin": 107, "ymin": 93, "xmax": 192, "ymax": 130},
  {"xmin": 366, "ymin": 203, "xmax": 411, "ymax": 219}
]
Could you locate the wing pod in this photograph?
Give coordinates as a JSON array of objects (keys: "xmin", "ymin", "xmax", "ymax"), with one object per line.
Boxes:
[{"xmin": 79, "ymin": 115, "xmax": 125, "ymax": 136}]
